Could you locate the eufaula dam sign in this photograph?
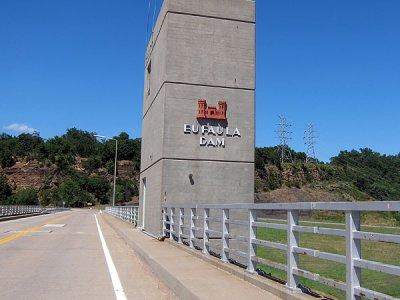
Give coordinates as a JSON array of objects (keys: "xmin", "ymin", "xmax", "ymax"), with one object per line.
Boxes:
[
  {"xmin": 183, "ymin": 124, "xmax": 241, "ymax": 148},
  {"xmin": 139, "ymin": 0, "xmax": 255, "ymax": 236},
  {"xmin": 184, "ymin": 99, "xmax": 241, "ymax": 148}
]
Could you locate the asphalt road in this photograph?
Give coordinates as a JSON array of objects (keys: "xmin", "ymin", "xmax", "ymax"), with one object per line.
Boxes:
[{"xmin": 0, "ymin": 210, "xmax": 175, "ymax": 300}]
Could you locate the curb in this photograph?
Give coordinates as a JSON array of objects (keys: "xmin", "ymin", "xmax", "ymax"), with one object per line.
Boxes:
[{"xmin": 0, "ymin": 212, "xmax": 44, "ymax": 222}]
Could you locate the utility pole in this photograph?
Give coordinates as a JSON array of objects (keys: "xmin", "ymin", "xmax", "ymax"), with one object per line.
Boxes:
[
  {"xmin": 304, "ymin": 123, "xmax": 317, "ymax": 163},
  {"xmin": 276, "ymin": 115, "xmax": 293, "ymax": 164},
  {"xmin": 94, "ymin": 135, "xmax": 118, "ymax": 206},
  {"xmin": 112, "ymin": 139, "xmax": 118, "ymax": 206}
]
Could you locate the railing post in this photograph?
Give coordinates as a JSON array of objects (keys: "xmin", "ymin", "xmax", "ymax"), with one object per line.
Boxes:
[
  {"xmin": 221, "ymin": 209, "xmax": 229, "ymax": 263},
  {"xmin": 169, "ymin": 207, "xmax": 174, "ymax": 240},
  {"xmin": 287, "ymin": 210, "xmax": 300, "ymax": 291},
  {"xmin": 346, "ymin": 211, "xmax": 361, "ymax": 300},
  {"xmin": 134, "ymin": 207, "xmax": 138, "ymax": 224},
  {"xmin": 203, "ymin": 208, "xmax": 210, "ymax": 255},
  {"xmin": 189, "ymin": 207, "xmax": 195, "ymax": 248},
  {"xmin": 247, "ymin": 209, "xmax": 257, "ymax": 273},
  {"xmin": 178, "ymin": 208, "xmax": 183, "ymax": 244},
  {"xmin": 162, "ymin": 207, "xmax": 167, "ymax": 235}
]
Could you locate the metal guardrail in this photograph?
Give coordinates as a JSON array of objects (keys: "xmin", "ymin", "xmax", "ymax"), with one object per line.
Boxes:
[
  {"xmin": 162, "ymin": 201, "xmax": 400, "ymax": 300},
  {"xmin": 0, "ymin": 205, "xmax": 44, "ymax": 217},
  {"xmin": 0, "ymin": 206, "xmax": 70, "ymax": 218},
  {"xmin": 105, "ymin": 206, "xmax": 139, "ymax": 226}
]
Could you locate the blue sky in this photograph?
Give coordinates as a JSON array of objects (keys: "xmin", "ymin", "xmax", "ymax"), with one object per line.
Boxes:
[{"xmin": 1, "ymin": 1, "xmax": 399, "ymax": 161}]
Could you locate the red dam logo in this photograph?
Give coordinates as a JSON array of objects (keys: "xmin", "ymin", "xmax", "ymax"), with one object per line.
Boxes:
[{"xmin": 196, "ymin": 99, "xmax": 227, "ymax": 121}]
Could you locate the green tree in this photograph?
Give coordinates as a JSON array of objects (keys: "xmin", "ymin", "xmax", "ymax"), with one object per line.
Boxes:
[
  {"xmin": 14, "ymin": 134, "xmax": 44, "ymax": 158},
  {"xmin": 86, "ymin": 175, "xmax": 111, "ymax": 204},
  {"xmin": 63, "ymin": 128, "xmax": 98, "ymax": 157},
  {"xmin": 10, "ymin": 188, "xmax": 39, "ymax": 205},
  {"xmin": 0, "ymin": 175, "xmax": 12, "ymax": 204},
  {"xmin": 58, "ymin": 179, "xmax": 91, "ymax": 207}
]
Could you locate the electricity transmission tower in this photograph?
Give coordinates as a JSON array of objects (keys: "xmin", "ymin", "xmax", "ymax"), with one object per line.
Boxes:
[
  {"xmin": 304, "ymin": 123, "xmax": 317, "ymax": 163},
  {"xmin": 276, "ymin": 115, "xmax": 293, "ymax": 164}
]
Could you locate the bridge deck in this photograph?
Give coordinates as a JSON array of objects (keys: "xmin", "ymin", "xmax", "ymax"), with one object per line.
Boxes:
[
  {"xmin": 0, "ymin": 210, "xmax": 302, "ymax": 299},
  {"xmin": 0, "ymin": 210, "xmax": 174, "ymax": 300}
]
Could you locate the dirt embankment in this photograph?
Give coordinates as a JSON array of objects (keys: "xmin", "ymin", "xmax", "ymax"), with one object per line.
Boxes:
[
  {"xmin": 1, "ymin": 159, "xmax": 139, "ymax": 192},
  {"xmin": 1, "ymin": 160, "xmax": 59, "ymax": 190}
]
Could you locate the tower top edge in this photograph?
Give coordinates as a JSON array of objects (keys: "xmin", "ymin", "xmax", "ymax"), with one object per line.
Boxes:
[{"xmin": 145, "ymin": 0, "xmax": 255, "ymax": 61}]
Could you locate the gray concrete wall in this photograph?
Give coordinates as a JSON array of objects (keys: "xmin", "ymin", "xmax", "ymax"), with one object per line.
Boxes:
[
  {"xmin": 139, "ymin": 160, "xmax": 164, "ymax": 234},
  {"xmin": 140, "ymin": 0, "xmax": 256, "ymax": 236},
  {"xmin": 163, "ymin": 83, "xmax": 254, "ymax": 162}
]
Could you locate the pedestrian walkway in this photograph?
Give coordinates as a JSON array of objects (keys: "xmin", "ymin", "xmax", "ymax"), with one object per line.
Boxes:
[{"xmin": 102, "ymin": 213, "xmax": 307, "ymax": 300}]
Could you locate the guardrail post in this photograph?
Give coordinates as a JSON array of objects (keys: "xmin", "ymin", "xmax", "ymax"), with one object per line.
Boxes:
[
  {"xmin": 178, "ymin": 208, "xmax": 183, "ymax": 244},
  {"xmin": 131, "ymin": 207, "xmax": 133, "ymax": 223},
  {"xmin": 134, "ymin": 207, "xmax": 138, "ymax": 224},
  {"xmin": 169, "ymin": 208, "xmax": 174, "ymax": 240},
  {"xmin": 287, "ymin": 210, "xmax": 300, "ymax": 291},
  {"xmin": 247, "ymin": 209, "xmax": 256, "ymax": 273},
  {"xmin": 203, "ymin": 208, "xmax": 210, "ymax": 255},
  {"xmin": 130, "ymin": 207, "xmax": 134, "ymax": 223},
  {"xmin": 346, "ymin": 210, "xmax": 361, "ymax": 300},
  {"xmin": 162, "ymin": 208, "xmax": 167, "ymax": 236},
  {"xmin": 221, "ymin": 209, "xmax": 229, "ymax": 263},
  {"xmin": 190, "ymin": 208, "xmax": 195, "ymax": 248}
]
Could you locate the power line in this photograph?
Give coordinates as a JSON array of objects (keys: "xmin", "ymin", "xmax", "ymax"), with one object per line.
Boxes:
[
  {"xmin": 276, "ymin": 115, "xmax": 293, "ymax": 164},
  {"xmin": 304, "ymin": 123, "xmax": 317, "ymax": 163},
  {"xmin": 145, "ymin": 0, "xmax": 151, "ymax": 45},
  {"xmin": 152, "ymin": 0, "xmax": 157, "ymax": 34}
]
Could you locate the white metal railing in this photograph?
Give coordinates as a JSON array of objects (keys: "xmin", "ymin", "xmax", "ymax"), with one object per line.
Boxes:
[
  {"xmin": 105, "ymin": 206, "xmax": 139, "ymax": 226},
  {"xmin": 162, "ymin": 201, "xmax": 400, "ymax": 300},
  {"xmin": 0, "ymin": 205, "xmax": 44, "ymax": 217}
]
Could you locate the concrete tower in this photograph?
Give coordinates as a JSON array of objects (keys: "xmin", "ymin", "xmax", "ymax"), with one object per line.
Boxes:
[{"xmin": 140, "ymin": 0, "xmax": 255, "ymax": 236}]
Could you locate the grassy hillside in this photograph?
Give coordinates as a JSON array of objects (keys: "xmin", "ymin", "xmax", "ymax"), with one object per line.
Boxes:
[
  {"xmin": 255, "ymin": 146, "xmax": 400, "ymax": 201},
  {"xmin": 1, "ymin": 129, "xmax": 399, "ymax": 208}
]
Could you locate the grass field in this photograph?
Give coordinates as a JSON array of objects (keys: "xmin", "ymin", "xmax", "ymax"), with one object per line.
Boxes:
[{"xmin": 256, "ymin": 215, "xmax": 400, "ymax": 299}]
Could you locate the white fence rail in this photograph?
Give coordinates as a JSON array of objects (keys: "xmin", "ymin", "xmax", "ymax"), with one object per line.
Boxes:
[
  {"xmin": 105, "ymin": 206, "xmax": 139, "ymax": 225},
  {"xmin": 162, "ymin": 201, "xmax": 400, "ymax": 300},
  {"xmin": 0, "ymin": 205, "xmax": 44, "ymax": 217}
]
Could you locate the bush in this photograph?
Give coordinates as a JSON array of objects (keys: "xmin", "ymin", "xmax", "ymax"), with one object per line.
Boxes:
[
  {"xmin": 10, "ymin": 188, "xmax": 39, "ymax": 205},
  {"xmin": 38, "ymin": 188, "xmax": 61, "ymax": 207},
  {"xmin": 0, "ymin": 149, "xmax": 15, "ymax": 168},
  {"xmin": 105, "ymin": 160, "xmax": 115, "ymax": 175},
  {"xmin": 52, "ymin": 154, "xmax": 75, "ymax": 172},
  {"xmin": 82, "ymin": 156, "xmax": 102, "ymax": 173},
  {"xmin": 393, "ymin": 212, "xmax": 400, "ymax": 225},
  {"xmin": 112, "ymin": 178, "xmax": 138, "ymax": 204}
]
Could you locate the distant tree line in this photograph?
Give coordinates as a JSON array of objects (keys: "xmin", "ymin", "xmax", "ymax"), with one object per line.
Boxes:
[{"xmin": 1, "ymin": 128, "xmax": 400, "ymax": 207}]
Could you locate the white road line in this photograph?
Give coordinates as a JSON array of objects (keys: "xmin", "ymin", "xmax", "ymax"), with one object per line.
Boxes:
[{"xmin": 94, "ymin": 214, "xmax": 127, "ymax": 300}]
